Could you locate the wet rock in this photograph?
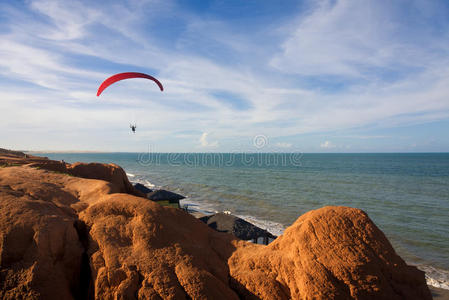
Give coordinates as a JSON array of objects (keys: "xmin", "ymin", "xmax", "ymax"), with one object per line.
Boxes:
[
  {"xmin": 0, "ymin": 152, "xmax": 432, "ymax": 299},
  {"xmin": 133, "ymin": 183, "xmax": 153, "ymax": 195},
  {"xmin": 147, "ymin": 189, "xmax": 185, "ymax": 203},
  {"xmin": 200, "ymin": 213, "xmax": 276, "ymax": 242}
]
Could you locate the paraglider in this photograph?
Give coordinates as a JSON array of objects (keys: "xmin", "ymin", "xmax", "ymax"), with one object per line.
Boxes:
[
  {"xmin": 96, "ymin": 72, "xmax": 164, "ymax": 133},
  {"xmin": 97, "ymin": 72, "xmax": 164, "ymax": 96}
]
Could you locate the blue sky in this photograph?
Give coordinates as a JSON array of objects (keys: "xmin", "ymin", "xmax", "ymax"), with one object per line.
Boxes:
[{"xmin": 1, "ymin": 0, "xmax": 448, "ymax": 152}]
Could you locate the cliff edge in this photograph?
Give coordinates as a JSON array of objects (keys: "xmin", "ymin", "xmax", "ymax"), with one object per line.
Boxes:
[{"xmin": 0, "ymin": 150, "xmax": 431, "ymax": 299}]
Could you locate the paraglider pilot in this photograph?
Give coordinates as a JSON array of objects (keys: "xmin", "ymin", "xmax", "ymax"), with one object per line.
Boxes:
[{"xmin": 130, "ymin": 124, "xmax": 137, "ymax": 133}]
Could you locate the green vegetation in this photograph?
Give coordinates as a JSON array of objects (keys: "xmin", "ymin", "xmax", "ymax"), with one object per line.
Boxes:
[
  {"xmin": 29, "ymin": 165, "xmax": 74, "ymax": 176},
  {"xmin": 153, "ymin": 200, "xmax": 180, "ymax": 209},
  {"xmin": 52, "ymin": 170, "xmax": 74, "ymax": 177},
  {"xmin": 1, "ymin": 163, "xmax": 22, "ymax": 167}
]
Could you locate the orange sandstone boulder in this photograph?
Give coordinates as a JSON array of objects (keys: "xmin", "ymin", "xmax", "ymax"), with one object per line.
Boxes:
[
  {"xmin": 228, "ymin": 206, "xmax": 432, "ymax": 299},
  {"xmin": 0, "ymin": 149, "xmax": 138, "ymax": 197},
  {"xmin": 25, "ymin": 160, "xmax": 137, "ymax": 195},
  {"xmin": 0, "ymin": 167, "xmax": 85, "ymax": 299},
  {"xmin": 0, "ymin": 165, "xmax": 127, "ymax": 299},
  {"xmin": 0, "ymin": 155, "xmax": 432, "ymax": 299},
  {"xmin": 80, "ymin": 194, "xmax": 242, "ymax": 299},
  {"xmin": 25, "ymin": 159, "xmax": 143, "ymax": 197},
  {"xmin": 67, "ymin": 162, "xmax": 135, "ymax": 195}
]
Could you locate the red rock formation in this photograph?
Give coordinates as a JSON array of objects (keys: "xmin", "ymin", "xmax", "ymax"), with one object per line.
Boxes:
[
  {"xmin": 0, "ymin": 148, "xmax": 49, "ymax": 167},
  {"xmin": 0, "ymin": 152, "xmax": 432, "ymax": 299},
  {"xmin": 67, "ymin": 162, "xmax": 136, "ymax": 195},
  {"xmin": 80, "ymin": 194, "xmax": 240, "ymax": 299},
  {"xmin": 0, "ymin": 166, "xmax": 87, "ymax": 299},
  {"xmin": 228, "ymin": 206, "xmax": 431, "ymax": 299},
  {"xmin": 0, "ymin": 149, "xmax": 143, "ymax": 197}
]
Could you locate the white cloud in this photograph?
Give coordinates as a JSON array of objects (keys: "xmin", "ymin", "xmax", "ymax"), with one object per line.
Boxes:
[
  {"xmin": 336, "ymin": 135, "xmax": 389, "ymax": 139},
  {"xmin": 0, "ymin": 0, "xmax": 448, "ymax": 151},
  {"xmin": 275, "ymin": 142, "xmax": 292, "ymax": 148},
  {"xmin": 271, "ymin": 0, "xmax": 447, "ymax": 78},
  {"xmin": 199, "ymin": 132, "xmax": 218, "ymax": 148},
  {"xmin": 320, "ymin": 141, "xmax": 336, "ymax": 149},
  {"xmin": 30, "ymin": 0, "xmax": 100, "ymax": 40}
]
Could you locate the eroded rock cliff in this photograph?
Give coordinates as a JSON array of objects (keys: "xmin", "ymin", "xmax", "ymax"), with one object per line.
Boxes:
[{"xmin": 0, "ymin": 151, "xmax": 431, "ymax": 299}]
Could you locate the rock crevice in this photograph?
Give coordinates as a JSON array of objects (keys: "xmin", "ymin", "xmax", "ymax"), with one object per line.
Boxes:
[
  {"xmin": 73, "ymin": 220, "xmax": 93, "ymax": 300},
  {"xmin": 0, "ymin": 151, "xmax": 432, "ymax": 299}
]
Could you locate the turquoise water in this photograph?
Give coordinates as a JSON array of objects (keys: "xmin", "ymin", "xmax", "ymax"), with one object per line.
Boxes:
[{"xmin": 42, "ymin": 152, "xmax": 449, "ymax": 286}]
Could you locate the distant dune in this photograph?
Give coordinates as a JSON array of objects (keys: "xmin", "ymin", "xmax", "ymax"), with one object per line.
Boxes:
[{"xmin": 0, "ymin": 149, "xmax": 432, "ymax": 299}]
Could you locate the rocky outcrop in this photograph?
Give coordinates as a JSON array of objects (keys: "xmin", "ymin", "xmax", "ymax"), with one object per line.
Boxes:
[
  {"xmin": 67, "ymin": 162, "xmax": 136, "ymax": 195},
  {"xmin": 0, "ymin": 149, "xmax": 48, "ymax": 167},
  {"xmin": 79, "ymin": 193, "xmax": 240, "ymax": 299},
  {"xmin": 27, "ymin": 161, "xmax": 135, "ymax": 195},
  {"xmin": 0, "ymin": 148, "xmax": 28, "ymax": 157},
  {"xmin": 133, "ymin": 183, "xmax": 153, "ymax": 195},
  {"xmin": 0, "ymin": 165, "xmax": 113, "ymax": 299},
  {"xmin": 228, "ymin": 206, "xmax": 432, "ymax": 299},
  {"xmin": 147, "ymin": 189, "xmax": 185, "ymax": 202},
  {"xmin": 0, "ymin": 152, "xmax": 432, "ymax": 299},
  {"xmin": 200, "ymin": 213, "xmax": 276, "ymax": 242}
]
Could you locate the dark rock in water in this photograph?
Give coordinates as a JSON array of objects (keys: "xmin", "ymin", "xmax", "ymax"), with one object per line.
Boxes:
[
  {"xmin": 0, "ymin": 153, "xmax": 433, "ymax": 298},
  {"xmin": 147, "ymin": 189, "xmax": 185, "ymax": 203},
  {"xmin": 200, "ymin": 213, "xmax": 276, "ymax": 242},
  {"xmin": 133, "ymin": 183, "xmax": 153, "ymax": 195}
]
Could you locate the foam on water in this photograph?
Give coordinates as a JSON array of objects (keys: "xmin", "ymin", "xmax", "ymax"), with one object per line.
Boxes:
[
  {"xmin": 127, "ymin": 174, "xmax": 158, "ymax": 190},
  {"xmin": 179, "ymin": 198, "xmax": 221, "ymax": 215},
  {"xmin": 179, "ymin": 199, "xmax": 286, "ymax": 237},
  {"xmin": 131, "ymin": 175, "xmax": 449, "ymax": 290},
  {"xmin": 43, "ymin": 153, "xmax": 449, "ymax": 291},
  {"xmin": 235, "ymin": 214, "xmax": 285, "ymax": 237},
  {"xmin": 416, "ymin": 265, "xmax": 449, "ymax": 290},
  {"xmin": 145, "ymin": 180, "xmax": 156, "ymax": 189},
  {"xmin": 182, "ymin": 194, "xmax": 449, "ymax": 290}
]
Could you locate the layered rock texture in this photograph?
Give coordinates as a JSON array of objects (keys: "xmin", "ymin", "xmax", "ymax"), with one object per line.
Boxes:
[{"xmin": 0, "ymin": 150, "xmax": 431, "ymax": 299}]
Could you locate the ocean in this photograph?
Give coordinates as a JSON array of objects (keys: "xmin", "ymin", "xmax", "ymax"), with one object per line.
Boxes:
[{"xmin": 41, "ymin": 152, "xmax": 449, "ymax": 289}]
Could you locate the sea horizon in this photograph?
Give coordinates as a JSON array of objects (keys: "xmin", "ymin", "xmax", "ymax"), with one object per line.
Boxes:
[{"xmin": 26, "ymin": 150, "xmax": 449, "ymax": 154}]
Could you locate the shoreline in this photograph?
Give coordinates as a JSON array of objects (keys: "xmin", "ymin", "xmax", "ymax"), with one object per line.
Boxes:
[
  {"xmin": 184, "ymin": 200, "xmax": 449, "ymax": 296},
  {"xmin": 130, "ymin": 177, "xmax": 449, "ymax": 293},
  {"xmin": 0, "ymin": 149, "xmax": 441, "ymax": 298}
]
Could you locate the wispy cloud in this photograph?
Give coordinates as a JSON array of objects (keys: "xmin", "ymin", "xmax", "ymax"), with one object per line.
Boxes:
[
  {"xmin": 320, "ymin": 141, "xmax": 336, "ymax": 149},
  {"xmin": 199, "ymin": 132, "xmax": 218, "ymax": 148},
  {"xmin": 275, "ymin": 142, "xmax": 292, "ymax": 148},
  {"xmin": 271, "ymin": 0, "xmax": 449, "ymax": 79},
  {"xmin": 0, "ymin": 0, "xmax": 448, "ymax": 151}
]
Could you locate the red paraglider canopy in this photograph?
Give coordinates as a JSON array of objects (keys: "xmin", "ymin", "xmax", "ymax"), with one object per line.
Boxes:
[{"xmin": 97, "ymin": 72, "xmax": 164, "ymax": 96}]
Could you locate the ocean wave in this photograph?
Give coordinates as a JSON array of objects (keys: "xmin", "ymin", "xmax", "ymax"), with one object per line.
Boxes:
[
  {"xmin": 179, "ymin": 199, "xmax": 219, "ymax": 215},
  {"xmin": 175, "ymin": 197, "xmax": 449, "ymax": 292},
  {"xmin": 179, "ymin": 197, "xmax": 286, "ymax": 237},
  {"xmin": 129, "ymin": 177, "xmax": 159, "ymax": 190},
  {"xmin": 127, "ymin": 172, "xmax": 449, "ymax": 291},
  {"xmin": 145, "ymin": 180, "xmax": 156, "ymax": 189},
  {"xmin": 415, "ymin": 265, "xmax": 449, "ymax": 290},
  {"xmin": 235, "ymin": 214, "xmax": 285, "ymax": 237}
]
